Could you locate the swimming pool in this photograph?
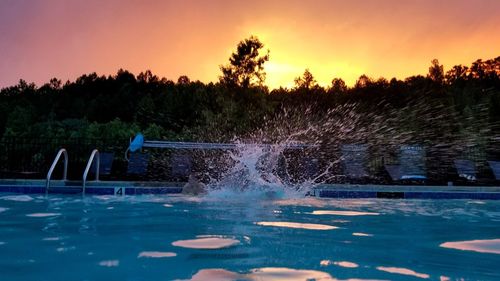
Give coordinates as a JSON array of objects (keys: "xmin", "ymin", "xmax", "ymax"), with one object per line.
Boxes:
[{"xmin": 0, "ymin": 193, "xmax": 499, "ymax": 280}]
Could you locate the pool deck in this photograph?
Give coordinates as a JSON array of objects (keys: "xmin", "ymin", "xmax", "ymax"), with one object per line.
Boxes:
[
  {"xmin": 0, "ymin": 179, "xmax": 499, "ymax": 199},
  {"xmin": 313, "ymin": 184, "xmax": 500, "ymax": 200},
  {"xmin": 0, "ymin": 179, "xmax": 183, "ymax": 195}
]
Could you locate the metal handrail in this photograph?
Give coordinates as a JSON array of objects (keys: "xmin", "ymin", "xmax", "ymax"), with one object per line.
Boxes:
[
  {"xmin": 142, "ymin": 140, "xmax": 317, "ymax": 150},
  {"xmin": 82, "ymin": 149, "xmax": 100, "ymax": 195},
  {"xmin": 46, "ymin": 148, "xmax": 68, "ymax": 195}
]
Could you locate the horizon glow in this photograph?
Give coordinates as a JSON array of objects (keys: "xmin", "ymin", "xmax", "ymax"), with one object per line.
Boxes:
[{"xmin": 1, "ymin": 0, "xmax": 499, "ymax": 89}]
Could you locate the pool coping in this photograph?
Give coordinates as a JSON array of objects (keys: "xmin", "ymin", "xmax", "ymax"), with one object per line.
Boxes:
[
  {"xmin": 0, "ymin": 179, "xmax": 499, "ymax": 199},
  {"xmin": 312, "ymin": 184, "xmax": 500, "ymax": 199},
  {"xmin": 0, "ymin": 179, "xmax": 182, "ymax": 195}
]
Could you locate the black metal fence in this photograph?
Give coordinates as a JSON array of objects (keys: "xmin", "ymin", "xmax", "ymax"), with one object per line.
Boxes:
[
  {"xmin": 0, "ymin": 137, "xmax": 128, "ymax": 180},
  {"xmin": 0, "ymin": 137, "xmax": 498, "ymax": 185}
]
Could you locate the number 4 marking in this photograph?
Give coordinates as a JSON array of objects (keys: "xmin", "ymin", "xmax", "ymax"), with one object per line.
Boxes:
[{"xmin": 115, "ymin": 187, "xmax": 123, "ymax": 196}]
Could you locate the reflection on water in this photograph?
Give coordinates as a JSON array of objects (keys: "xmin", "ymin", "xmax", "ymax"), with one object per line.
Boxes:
[
  {"xmin": 0, "ymin": 195, "xmax": 34, "ymax": 202},
  {"xmin": 320, "ymin": 260, "xmax": 332, "ymax": 266},
  {"xmin": 94, "ymin": 195, "xmax": 114, "ymax": 201},
  {"xmin": 274, "ymin": 198, "xmax": 332, "ymax": 207},
  {"xmin": 467, "ymin": 200, "xmax": 486, "ymax": 205},
  {"xmin": 249, "ymin": 267, "xmax": 334, "ymax": 281},
  {"xmin": 376, "ymin": 266, "xmax": 429, "ymax": 279},
  {"xmin": 332, "ymin": 219, "xmax": 350, "ymax": 223},
  {"xmin": 0, "ymin": 207, "xmax": 8, "ymax": 212},
  {"xmin": 0, "ymin": 194, "xmax": 499, "ymax": 280},
  {"xmin": 138, "ymin": 251, "xmax": 177, "ymax": 258},
  {"xmin": 321, "ymin": 260, "xmax": 359, "ymax": 268},
  {"xmin": 256, "ymin": 221, "xmax": 338, "ymax": 230},
  {"xmin": 181, "ymin": 269, "xmax": 237, "ymax": 281},
  {"xmin": 312, "ymin": 210, "xmax": 379, "ymax": 216},
  {"xmin": 352, "ymin": 233, "xmax": 373, "ymax": 237},
  {"xmin": 183, "ymin": 267, "xmax": 334, "ymax": 281},
  {"xmin": 440, "ymin": 239, "xmax": 500, "ymax": 254},
  {"xmin": 26, "ymin": 213, "xmax": 61, "ymax": 217},
  {"xmin": 172, "ymin": 237, "xmax": 240, "ymax": 249},
  {"xmin": 56, "ymin": 246, "xmax": 75, "ymax": 252},
  {"xmin": 98, "ymin": 260, "xmax": 119, "ymax": 267},
  {"xmin": 275, "ymin": 198, "xmax": 377, "ymax": 208},
  {"xmin": 182, "ymin": 267, "xmax": 387, "ymax": 281},
  {"xmin": 42, "ymin": 237, "xmax": 62, "ymax": 241}
]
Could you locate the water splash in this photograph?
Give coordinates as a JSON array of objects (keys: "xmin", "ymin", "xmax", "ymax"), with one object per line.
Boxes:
[
  {"xmin": 209, "ymin": 144, "xmax": 287, "ymax": 194},
  {"xmin": 150, "ymin": 93, "xmax": 500, "ymax": 194},
  {"xmin": 202, "ymin": 104, "xmax": 371, "ymax": 197}
]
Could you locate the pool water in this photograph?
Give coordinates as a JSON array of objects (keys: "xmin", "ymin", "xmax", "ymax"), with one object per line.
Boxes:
[{"xmin": 0, "ymin": 193, "xmax": 499, "ymax": 280}]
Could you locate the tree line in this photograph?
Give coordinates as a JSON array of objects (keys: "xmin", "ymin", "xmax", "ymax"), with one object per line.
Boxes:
[{"xmin": 0, "ymin": 36, "xmax": 498, "ymax": 155}]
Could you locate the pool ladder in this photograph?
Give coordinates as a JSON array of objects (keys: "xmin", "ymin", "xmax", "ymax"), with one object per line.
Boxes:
[
  {"xmin": 46, "ymin": 148, "xmax": 68, "ymax": 195},
  {"xmin": 82, "ymin": 149, "xmax": 100, "ymax": 195},
  {"xmin": 46, "ymin": 148, "xmax": 100, "ymax": 195}
]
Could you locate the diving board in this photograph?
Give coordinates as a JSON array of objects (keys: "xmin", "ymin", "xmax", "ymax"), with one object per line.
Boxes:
[
  {"xmin": 128, "ymin": 134, "xmax": 315, "ymax": 152},
  {"xmin": 142, "ymin": 140, "xmax": 313, "ymax": 150}
]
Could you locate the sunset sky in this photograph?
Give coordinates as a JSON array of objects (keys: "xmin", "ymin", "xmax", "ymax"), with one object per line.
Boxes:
[{"xmin": 1, "ymin": 0, "xmax": 499, "ymax": 89}]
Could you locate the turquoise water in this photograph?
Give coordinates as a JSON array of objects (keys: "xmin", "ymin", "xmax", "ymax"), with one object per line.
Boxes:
[{"xmin": 0, "ymin": 193, "xmax": 499, "ymax": 280}]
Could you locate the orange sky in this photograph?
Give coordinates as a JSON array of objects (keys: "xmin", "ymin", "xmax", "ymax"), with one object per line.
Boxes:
[{"xmin": 0, "ymin": 0, "xmax": 499, "ymax": 89}]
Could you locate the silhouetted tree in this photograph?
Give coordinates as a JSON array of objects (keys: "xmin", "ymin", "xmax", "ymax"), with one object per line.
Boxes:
[
  {"xmin": 138, "ymin": 70, "xmax": 158, "ymax": 83},
  {"xmin": 294, "ymin": 69, "xmax": 318, "ymax": 90},
  {"xmin": 446, "ymin": 65, "xmax": 468, "ymax": 84},
  {"xmin": 47, "ymin": 78, "xmax": 62, "ymax": 89},
  {"xmin": 329, "ymin": 78, "xmax": 348, "ymax": 94},
  {"xmin": 177, "ymin": 75, "xmax": 190, "ymax": 85},
  {"xmin": 354, "ymin": 74, "xmax": 372, "ymax": 88},
  {"xmin": 428, "ymin": 59, "xmax": 444, "ymax": 84},
  {"xmin": 219, "ymin": 36, "xmax": 269, "ymax": 88}
]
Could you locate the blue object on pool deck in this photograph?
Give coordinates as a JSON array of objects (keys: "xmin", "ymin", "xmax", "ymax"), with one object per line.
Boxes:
[{"xmin": 129, "ymin": 133, "xmax": 144, "ymax": 152}]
